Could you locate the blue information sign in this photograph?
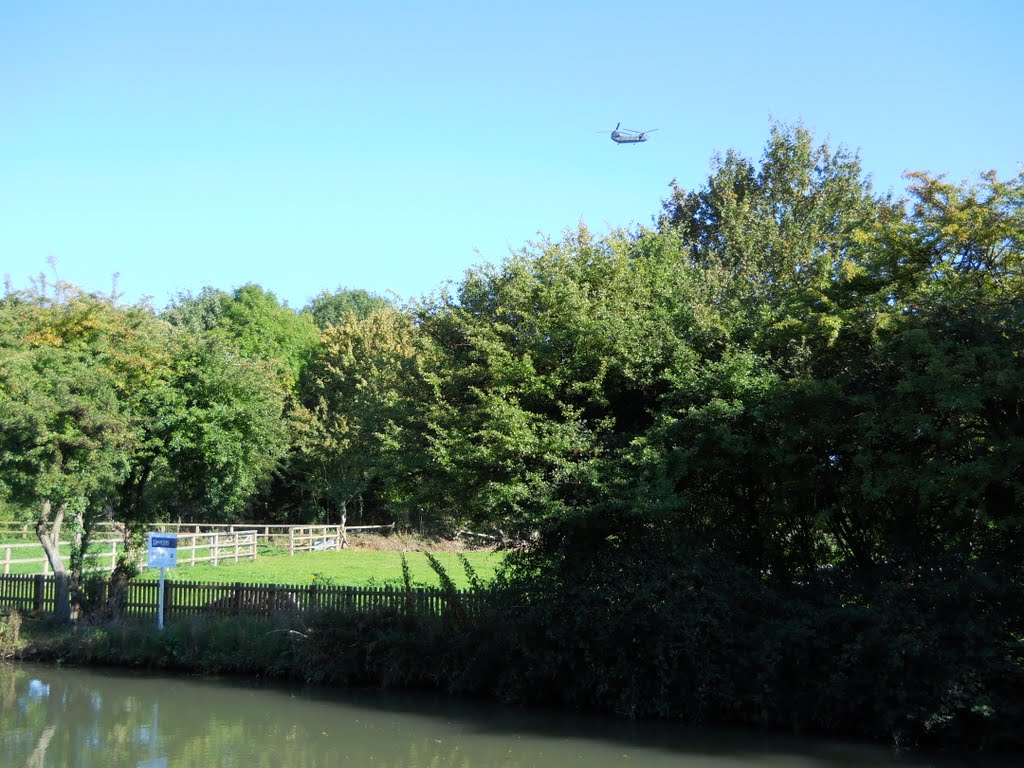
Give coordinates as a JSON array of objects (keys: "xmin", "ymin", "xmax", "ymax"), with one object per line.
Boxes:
[{"xmin": 147, "ymin": 533, "xmax": 178, "ymax": 569}]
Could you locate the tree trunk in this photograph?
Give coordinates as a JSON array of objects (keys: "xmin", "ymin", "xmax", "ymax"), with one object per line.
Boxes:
[
  {"xmin": 67, "ymin": 508, "xmax": 89, "ymax": 622},
  {"xmin": 26, "ymin": 725, "xmax": 56, "ymax": 768},
  {"xmin": 35, "ymin": 500, "xmax": 72, "ymax": 623}
]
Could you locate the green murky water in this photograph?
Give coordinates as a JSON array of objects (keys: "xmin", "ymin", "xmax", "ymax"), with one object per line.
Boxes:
[{"xmin": 0, "ymin": 662, "xmax": 1003, "ymax": 767}]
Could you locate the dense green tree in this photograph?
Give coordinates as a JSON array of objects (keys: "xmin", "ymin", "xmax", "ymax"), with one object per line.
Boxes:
[
  {"xmin": 0, "ymin": 281, "xmax": 295, "ymax": 618},
  {"xmin": 164, "ymin": 283, "xmax": 319, "ymax": 390},
  {"xmin": 829, "ymin": 169, "xmax": 1024, "ymax": 571},
  {"xmin": 296, "ymin": 306, "xmax": 420, "ymax": 527},
  {"xmin": 638, "ymin": 125, "xmax": 887, "ymax": 576},
  {"xmin": 0, "ymin": 287, "xmax": 140, "ymax": 620},
  {"xmin": 149, "ymin": 331, "xmax": 292, "ymax": 523},
  {"xmin": 305, "ymin": 287, "xmax": 393, "ymax": 329},
  {"xmin": 163, "ymin": 284, "xmax": 319, "ymax": 523},
  {"xmin": 410, "ymin": 224, "xmax": 710, "ymax": 536}
]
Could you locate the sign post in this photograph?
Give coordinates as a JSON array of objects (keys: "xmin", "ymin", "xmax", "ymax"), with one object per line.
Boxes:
[{"xmin": 147, "ymin": 533, "xmax": 178, "ymax": 631}]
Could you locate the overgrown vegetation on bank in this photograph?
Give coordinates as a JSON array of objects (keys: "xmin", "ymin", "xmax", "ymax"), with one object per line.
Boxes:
[{"xmin": 5, "ymin": 543, "xmax": 1020, "ymax": 752}]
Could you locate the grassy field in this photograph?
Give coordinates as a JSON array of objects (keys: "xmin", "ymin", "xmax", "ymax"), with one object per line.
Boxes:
[
  {"xmin": 134, "ymin": 545, "xmax": 503, "ymax": 589},
  {"xmin": 2, "ymin": 533, "xmax": 505, "ymax": 588}
]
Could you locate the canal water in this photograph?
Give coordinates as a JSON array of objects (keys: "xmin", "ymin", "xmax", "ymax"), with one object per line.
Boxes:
[{"xmin": 0, "ymin": 662, "xmax": 1006, "ymax": 767}]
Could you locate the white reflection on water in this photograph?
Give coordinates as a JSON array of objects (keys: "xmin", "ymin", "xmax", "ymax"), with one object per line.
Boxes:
[{"xmin": 27, "ymin": 678, "xmax": 50, "ymax": 699}]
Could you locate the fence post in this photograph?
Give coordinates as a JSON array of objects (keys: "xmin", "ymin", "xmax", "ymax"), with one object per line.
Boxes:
[
  {"xmin": 289, "ymin": 527, "xmax": 295, "ymax": 556},
  {"xmin": 213, "ymin": 533, "xmax": 220, "ymax": 566},
  {"xmin": 33, "ymin": 574, "xmax": 45, "ymax": 614},
  {"xmin": 162, "ymin": 579, "xmax": 172, "ymax": 624},
  {"xmin": 109, "ymin": 540, "xmax": 117, "ymax": 572},
  {"xmin": 234, "ymin": 534, "xmax": 240, "ymax": 563},
  {"xmin": 233, "ymin": 582, "xmax": 243, "ymax": 614}
]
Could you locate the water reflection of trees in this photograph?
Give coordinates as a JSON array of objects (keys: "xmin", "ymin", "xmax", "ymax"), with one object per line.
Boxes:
[
  {"xmin": 0, "ymin": 664, "xmax": 522, "ymax": 768},
  {"xmin": 1, "ymin": 664, "xmax": 150, "ymax": 766}
]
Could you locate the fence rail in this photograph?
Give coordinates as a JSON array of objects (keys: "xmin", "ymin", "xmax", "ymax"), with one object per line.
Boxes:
[
  {"xmin": 148, "ymin": 522, "xmax": 395, "ymax": 537},
  {"xmin": 0, "ymin": 521, "xmax": 121, "ymax": 540},
  {"xmin": 169, "ymin": 531, "xmax": 258, "ymax": 567},
  {"xmin": 2, "ymin": 521, "xmax": 396, "ymax": 547},
  {"xmin": 1, "ymin": 531, "xmax": 257, "ymax": 575},
  {"xmin": 143, "ymin": 522, "xmax": 396, "ymax": 554},
  {"xmin": 0, "ymin": 574, "xmax": 484, "ymax": 621},
  {"xmin": 2, "ymin": 539, "xmax": 122, "ymax": 576},
  {"xmin": 2, "ymin": 521, "xmax": 406, "ymax": 575}
]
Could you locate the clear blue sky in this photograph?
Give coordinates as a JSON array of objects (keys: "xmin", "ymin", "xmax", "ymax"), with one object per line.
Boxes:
[{"xmin": 2, "ymin": 1, "xmax": 1021, "ymax": 310}]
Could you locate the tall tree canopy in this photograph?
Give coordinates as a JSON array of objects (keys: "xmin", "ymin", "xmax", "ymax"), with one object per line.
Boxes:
[
  {"xmin": 305, "ymin": 287, "xmax": 393, "ymax": 329},
  {"xmin": 164, "ymin": 283, "xmax": 320, "ymax": 390},
  {"xmin": 0, "ymin": 281, "xmax": 295, "ymax": 621},
  {"xmin": 296, "ymin": 305, "xmax": 420, "ymax": 525},
  {"xmin": 0, "ymin": 286, "xmax": 147, "ymax": 619}
]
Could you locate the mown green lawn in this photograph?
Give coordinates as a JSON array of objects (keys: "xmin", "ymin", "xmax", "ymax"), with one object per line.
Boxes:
[{"xmin": 134, "ymin": 546, "xmax": 503, "ymax": 589}]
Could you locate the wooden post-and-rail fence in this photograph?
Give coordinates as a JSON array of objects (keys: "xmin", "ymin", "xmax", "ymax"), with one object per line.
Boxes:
[
  {"xmin": 1, "ymin": 530, "xmax": 258, "ymax": 576},
  {"xmin": 0, "ymin": 574, "xmax": 485, "ymax": 622},
  {"xmin": 2, "ymin": 539, "xmax": 123, "ymax": 576},
  {"xmin": 1, "ymin": 522, "xmax": 398, "ymax": 574}
]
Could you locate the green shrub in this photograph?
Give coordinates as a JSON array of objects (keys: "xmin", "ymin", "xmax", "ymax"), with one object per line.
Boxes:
[{"xmin": 0, "ymin": 609, "xmax": 23, "ymax": 658}]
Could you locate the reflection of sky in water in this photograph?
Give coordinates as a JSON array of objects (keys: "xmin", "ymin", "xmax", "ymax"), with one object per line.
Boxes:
[{"xmin": 27, "ymin": 679, "xmax": 50, "ymax": 699}]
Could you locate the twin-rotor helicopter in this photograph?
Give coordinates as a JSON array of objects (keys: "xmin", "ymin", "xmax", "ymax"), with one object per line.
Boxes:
[{"xmin": 599, "ymin": 122, "xmax": 658, "ymax": 144}]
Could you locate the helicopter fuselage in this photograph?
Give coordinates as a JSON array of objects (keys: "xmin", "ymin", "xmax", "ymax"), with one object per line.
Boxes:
[{"xmin": 610, "ymin": 131, "xmax": 648, "ymax": 144}]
